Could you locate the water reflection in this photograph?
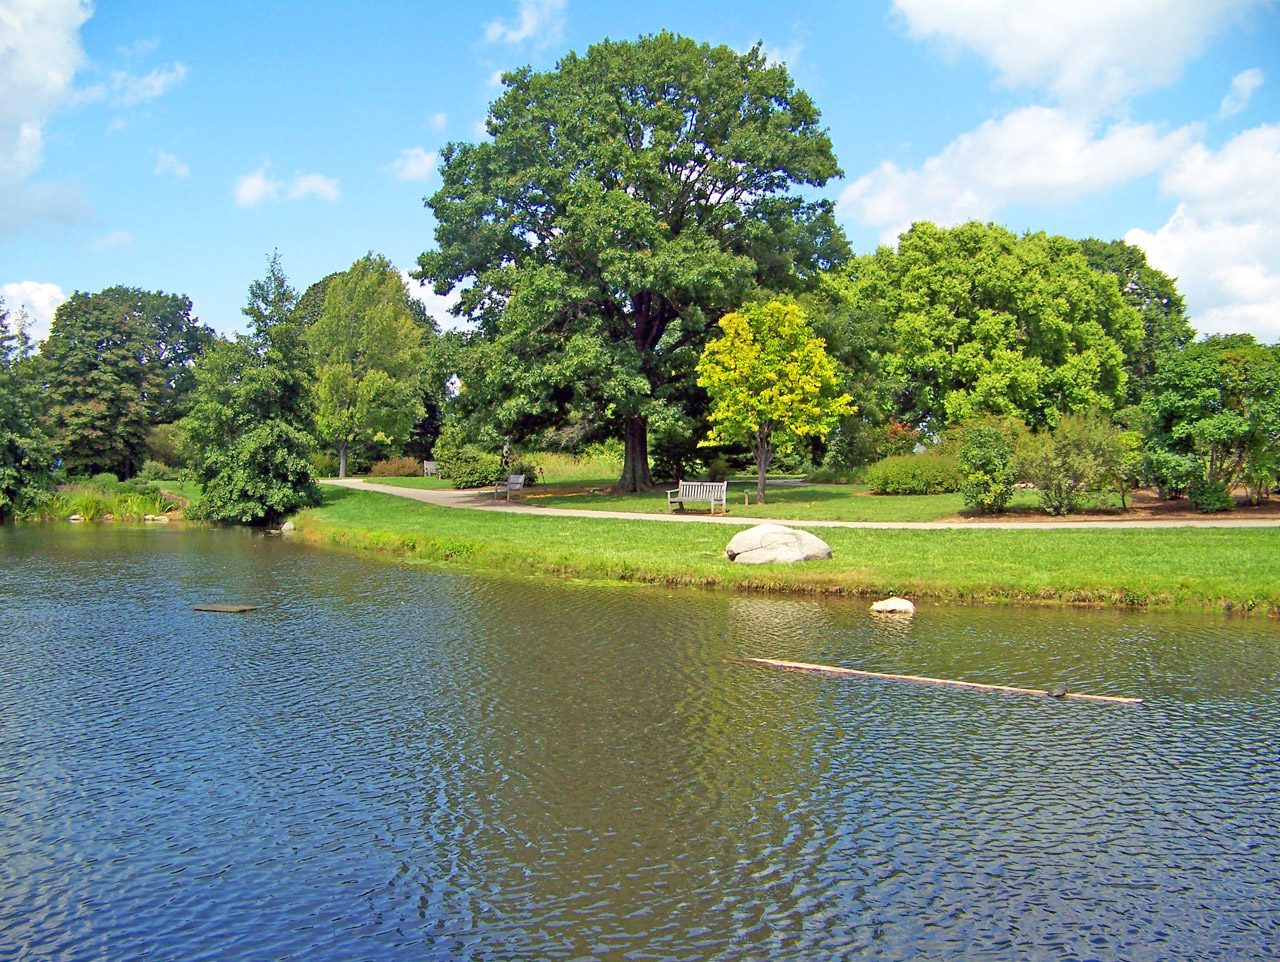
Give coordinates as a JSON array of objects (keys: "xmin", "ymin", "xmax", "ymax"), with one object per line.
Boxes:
[{"xmin": 0, "ymin": 526, "xmax": 1276, "ymax": 960}]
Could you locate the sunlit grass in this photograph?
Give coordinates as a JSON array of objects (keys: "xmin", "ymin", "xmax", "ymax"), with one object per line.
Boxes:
[
  {"xmin": 526, "ymin": 482, "xmax": 1044, "ymax": 522},
  {"xmin": 292, "ymin": 486, "xmax": 1280, "ymax": 614}
]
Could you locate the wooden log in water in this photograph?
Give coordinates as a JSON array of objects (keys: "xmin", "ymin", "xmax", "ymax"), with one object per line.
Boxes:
[
  {"xmin": 193, "ymin": 604, "xmax": 259, "ymax": 613},
  {"xmin": 745, "ymin": 657, "xmax": 1142, "ymax": 705}
]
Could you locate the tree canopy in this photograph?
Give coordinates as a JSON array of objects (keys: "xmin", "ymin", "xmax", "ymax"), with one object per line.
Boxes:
[
  {"xmin": 1079, "ymin": 238, "xmax": 1193, "ymax": 403},
  {"xmin": 838, "ymin": 221, "xmax": 1143, "ymax": 431},
  {"xmin": 416, "ymin": 31, "xmax": 847, "ymax": 489},
  {"xmin": 1142, "ymin": 334, "xmax": 1280, "ymax": 504},
  {"xmin": 180, "ymin": 254, "xmax": 320, "ymax": 524},
  {"xmin": 0, "ymin": 301, "xmax": 53, "ymax": 521},
  {"xmin": 697, "ymin": 300, "xmax": 852, "ymax": 502},
  {"xmin": 305, "ymin": 253, "xmax": 428, "ymax": 477}
]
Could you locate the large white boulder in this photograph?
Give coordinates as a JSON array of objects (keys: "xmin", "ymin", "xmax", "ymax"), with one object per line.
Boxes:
[
  {"xmin": 725, "ymin": 524, "xmax": 832, "ymax": 564},
  {"xmin": 870, "ymin": 596, "xmax": 916, "ymax": 615}
]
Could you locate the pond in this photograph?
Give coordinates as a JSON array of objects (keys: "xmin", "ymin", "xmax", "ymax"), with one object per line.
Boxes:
[{"xmin": 2, "ymin": 526, "xmax": 1277, "ymax": 961}]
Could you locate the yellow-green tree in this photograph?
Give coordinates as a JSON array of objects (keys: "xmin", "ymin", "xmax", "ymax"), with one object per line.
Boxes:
[
  {"xmin": 697, "ymin": 301, "xmax": 852, "ymax": 503},
  {"xmin": 306, "ymin": 253, "xmax": 428, "ymax": 477}
]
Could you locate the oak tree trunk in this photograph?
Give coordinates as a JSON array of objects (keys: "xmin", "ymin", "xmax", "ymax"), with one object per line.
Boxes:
[{"xmin": 617, "ymin": 415, "xmax": 654, "ymax": 492}]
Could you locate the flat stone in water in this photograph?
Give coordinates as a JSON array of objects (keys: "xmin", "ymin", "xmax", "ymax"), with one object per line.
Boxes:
[{"xmin": 193, "ymin": 604, "xmax": 259, "ymax": 613}]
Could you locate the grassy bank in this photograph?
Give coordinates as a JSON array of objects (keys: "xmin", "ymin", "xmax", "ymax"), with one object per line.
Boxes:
[{"xmin": 292, "ymin": 487, "xmax": 1280, "ymax": 615}]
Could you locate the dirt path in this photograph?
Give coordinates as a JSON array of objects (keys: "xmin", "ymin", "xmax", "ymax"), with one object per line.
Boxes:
[{"xmin": 321, "ymin": 479, "xmax": 1280, "ymax": 529}]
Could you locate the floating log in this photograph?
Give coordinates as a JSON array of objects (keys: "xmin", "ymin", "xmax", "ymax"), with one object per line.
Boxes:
[
  {"xmin": 745, "ymin": 657, "xmax": 1142, "ymax": 705},
  {"xmin": 193, "ymin": 604, "xmax": 259, "ymax": 613}
]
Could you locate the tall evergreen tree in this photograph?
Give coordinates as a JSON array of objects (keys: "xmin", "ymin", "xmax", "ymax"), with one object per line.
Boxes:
[{"xmin": 180, "ymin": 253, "xmax": 320, "ymax": 524}]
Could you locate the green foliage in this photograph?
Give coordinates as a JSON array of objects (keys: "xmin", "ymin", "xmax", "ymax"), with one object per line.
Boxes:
[
  {"xmin": 179, "ymin": 253, "xmax": 320, "ymax": 525},
  {"xmin": 1143, "ymin": 334, "xmax": 1280, "ymax": 499},
  {"xmin": 1142, "ymin": 447, "xmax": 1199, "ymax": 500},
  {"xmin": 1079, "ymin": 238, "xmax": 1193, "ymax": 404},
  {"xmin": 437, "ymin": 444, "xmax": 504, "ymax": 489},
  {"xmin": 310, "ymin": 450, "xmax": 339, "ymax": 478},
  {"xmin": 0, "ymin": 300, "xmax": 55, "ymax": 521},
  {"xmin": 697, "ymin": 300, "xmax": 853, "ymax": 503},
  {"xmin": 91, "ymin": 471, "xmax": 120, "ymax": 489},
  {"xmin": 369, "ymin": 456, "xmax": 423, "ymax": 477},
  {"xmin": 837, "ymin": 221, "xmax": 1142, "ymax": 431},
  {"xmin": 958, "ymin": 421, "xmax": 1018, "ymax": 514},
  {"xmin": 417, "ymin": 32, "xmax": 847, "ymax": 491},
  {"xmin": 306, "ymin": 253, "xmax": 428, "ymax": 477},
  {"xmin": 136, "ymin": 459, "xmax": 175, "ymax": 481},
  {"xmin": 1189, "ymin": 476, "xmax": 1234, "ymax": 513},
  {"xmin": 1013, "ymin": 413, "xmax": 1143, "ymax": 515},
  {"xmin": 864, "ymin": 454, "xmax": 962, "ymax": 495},
  {"xmin": 703, "ymin": 455, "xmax": 730, "ymax": 483},
  {"xmin": 36, "ymin": 286, "xmax": 214, "ymax": 478}
]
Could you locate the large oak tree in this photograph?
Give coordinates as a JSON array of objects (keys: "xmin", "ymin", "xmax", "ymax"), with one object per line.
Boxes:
[{"xmin": 416, "ymin": 31, "xmax": 846, "ymax": 490}]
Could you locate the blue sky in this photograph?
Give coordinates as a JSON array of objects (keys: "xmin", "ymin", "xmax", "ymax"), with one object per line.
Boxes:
[{"xmin": 2, "ymin": 0, "xmax": 1278, "ymax": 343}]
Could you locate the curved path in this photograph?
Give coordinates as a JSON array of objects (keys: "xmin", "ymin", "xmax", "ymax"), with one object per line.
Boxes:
[{"xmin": 321, "ymin": 479, "xmax": 1280, "ymax": 530}]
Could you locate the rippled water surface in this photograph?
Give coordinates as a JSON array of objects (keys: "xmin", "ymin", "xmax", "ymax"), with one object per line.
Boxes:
[{"xmin": 2, "ymin": 525, "xmax": 1278, "ymax": 961}]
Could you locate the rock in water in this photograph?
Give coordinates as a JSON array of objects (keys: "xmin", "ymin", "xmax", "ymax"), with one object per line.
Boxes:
[
  {"xmin": 725, "ymin": 524, "xmax": 832, "ymax": 564},
  {"xmin": 870, "ymin": 596, "xmax": 916, "ymax": 615},
  {"xmin": 281, "ymin": 521, "xmax": 296, "ymax": 532}
]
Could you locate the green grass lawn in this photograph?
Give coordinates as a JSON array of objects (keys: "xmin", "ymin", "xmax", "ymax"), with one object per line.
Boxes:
[
  {"xmin": 292, "ymin": 486, "xmax": 1280, "ymax": 614},
  {"xmin": 526, "ymin": 480, "xmax": 1045, "ymax": 522}
]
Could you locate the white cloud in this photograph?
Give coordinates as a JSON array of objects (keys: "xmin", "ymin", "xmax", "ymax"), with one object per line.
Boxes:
[
  {"xmin": 893, "ymin": 0, "xmax": 1261, "ymax": 110},
  {"xmin": 486, "ymin": 68, "xmax": 506, "ymax": 88},
  {"xmin": 389, "ymin": 147, "xmax": 438, "ymax": 182},
  {"xmin": 234, "ymin": 166, "xmax": 281, "ymax": 206},
  {"xmin": 287, "ymin": 172, "xmax": 341, "ymax": 201},
  {"xmin": 236, "ymin": 165, "xmax": 340, "ymax": 206},
  {"xmin": 155, "ymin": 150, "xmax": 189, "ymax": 177},
  {"xmin": 840, "ymin": 106, "xmax": 1196, "ymax": 241},
  {"xmin": 483, "ymin": 0, "xmax": 566, "ymax": 47},
  {"xmin": 1220, "ymin": 67, "xmax": 1264, "ymax": 118},
  {"xmin": 472, "ymin": 118, "xmax": 490, "ymax": 139},
  {"xmin": 110, "ymin": 62, "xmax": 187, "ymax": 105},
  {"xmin": 0, "ymin": 0, "xmax": 93, "ymax": 233},
  {"xmin": 1126, "ymin": 123, "xmax": 1280, "ymax": 341},
  {"xmin": 400, "ymin": 270, "xmax": 472, "ymax": 331},
  {"xmin": 2, "ymin": 281, "xmax": 67, "ymax": 343},
  {"xmin": 90, "ymin": 229, "xmax": 133, "ymax": 251},
  {"xmin": 757, "ymin": 41, "xmax": 804, "ymax": 69},
  {"xmin": 429, "ymin": 111, "xmax": 447, "ymax": 132}
]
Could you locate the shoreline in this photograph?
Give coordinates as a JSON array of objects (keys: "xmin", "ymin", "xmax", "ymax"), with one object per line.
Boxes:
[{"xmin": 290, "ymin": 486, "xmax": 1280, "ymax": 617}]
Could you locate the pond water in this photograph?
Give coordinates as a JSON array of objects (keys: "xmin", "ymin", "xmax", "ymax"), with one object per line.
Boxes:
[{"xmin": 1, "ymin": 526, "xmax": 1277, "ymax": 961}]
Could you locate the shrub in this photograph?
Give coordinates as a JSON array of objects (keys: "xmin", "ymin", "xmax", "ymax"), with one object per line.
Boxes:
[
  {"xmin": 310, "ymin": 450, "xmax": 339, "ymax": 478},
  {"xmin": 703, "ymin": 455, "xmax": 730, "ymax": 482},
  {"xmin": 805, "ymin": 465, "xmax": 849, "ymax": 484},
  {"xmin": 91, "ymin": 472, "xmax": 120, "ymax": 490},
  {"xmin": 369, "ymin": 456, "xmax": 424, "ymax": 477},
  {"xmin": 958, "ymin": 422, "xmax": 1017, "ymax": 514},
  {"xmin": 137, "ymin": 459, "xmax": 175, "ymax": 481},
  {"xmin": 507, "ymin": 455, "xmax": 539, "ymax": 484},
  {"xmin": 863, "ymin": 454, "xmax": 961, "ymax": 495},
  {"xmin": 1017, "ymin": 421, "xmax": 1099, "ymax": 516},
  {"xmin": 1189, "ymin": 476, "xmax": 1234, "ymax": 513},
  {"xmin": 437, "ymin": 444, "xmax": 504, "ymax": 489},
  {"xmin": 1142, "ymin": 447, "xmax": 1199, "ymax": 500}
]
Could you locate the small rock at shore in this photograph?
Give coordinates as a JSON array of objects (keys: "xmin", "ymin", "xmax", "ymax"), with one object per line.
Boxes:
[
  {"xmin": 68, "ymin": 514, "xmax": 84, "ymax": 523},
  {"xmin": 871, "ymin": 596, "xmax": 916, "ymax": 615},
  {"xmin": 281, "ymin": 521, "xmax": 296, "ymax": 532},
  {"xmin": 725, "ymin": 524, "xmax": 832, "ymax": 564},
  {"xmin": 153, "ymin": 515, "xmax": 169, "ymax": 524},
  {"xmin": 143, "ymin": 514, "xmax": 154, "ymax": 522}
]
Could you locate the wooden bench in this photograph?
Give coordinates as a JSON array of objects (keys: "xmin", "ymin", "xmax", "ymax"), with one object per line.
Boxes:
[
  {"xmin": 495, "ymin": 474, "xmax": 525, "ymax": 500},
  {"xmin": 667, "ymin": 480, "xmax": 729, "ymax": 515}
]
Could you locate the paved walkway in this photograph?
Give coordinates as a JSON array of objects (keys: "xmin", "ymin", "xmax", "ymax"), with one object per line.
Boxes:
[{"xmin": 321, "ymin": 479, "xmax": 1280, "ymax": 530}]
